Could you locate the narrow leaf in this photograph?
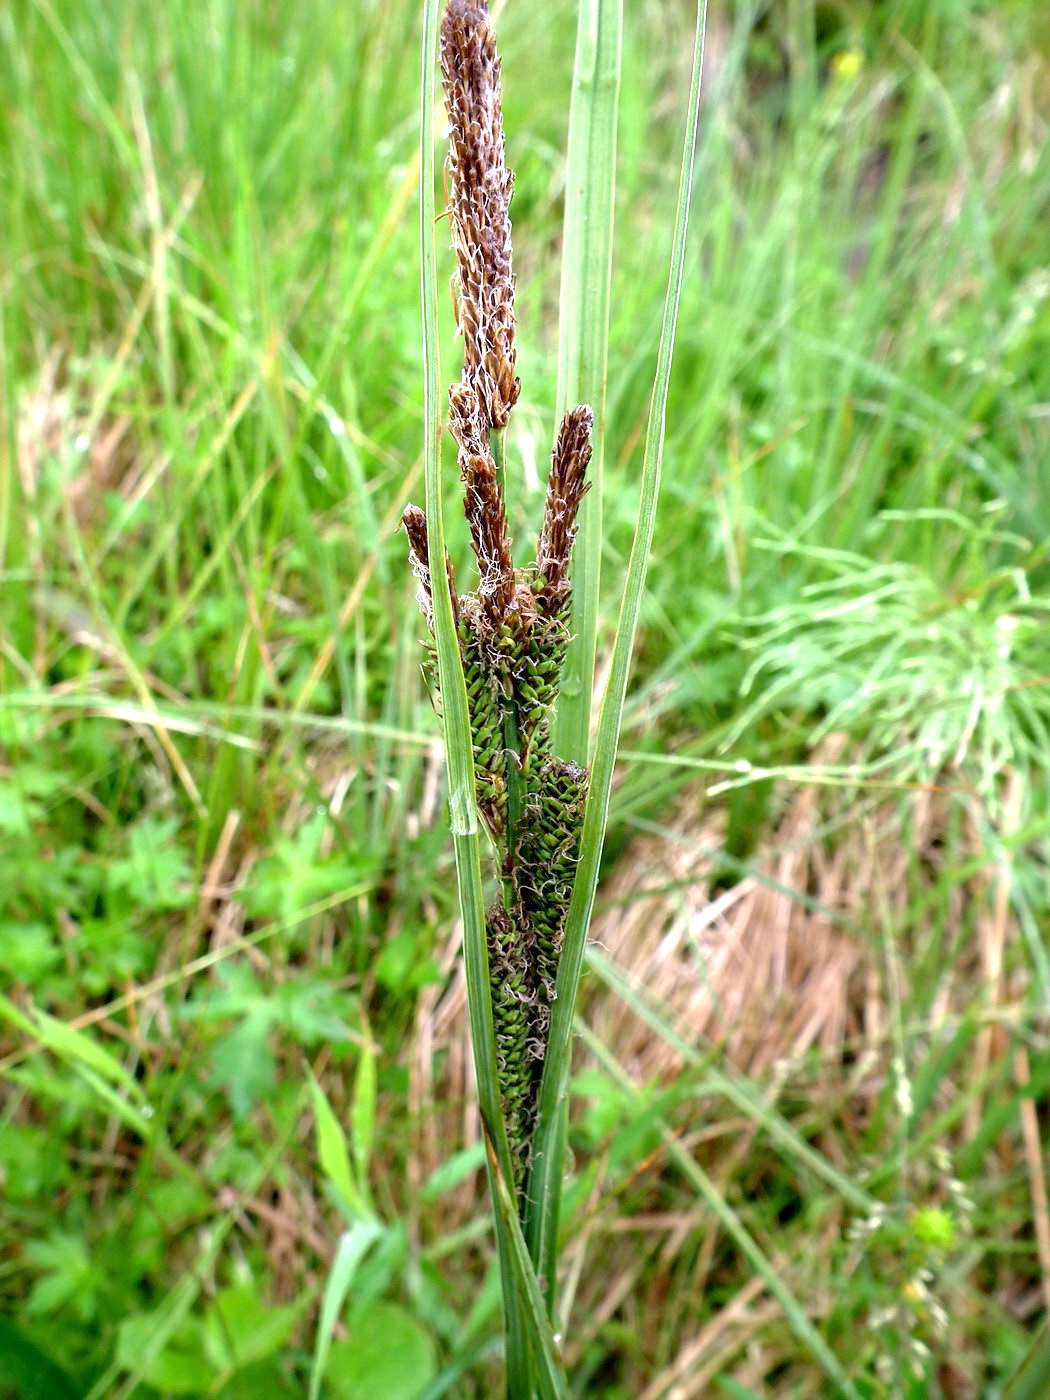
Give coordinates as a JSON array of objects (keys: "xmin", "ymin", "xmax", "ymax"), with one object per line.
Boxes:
[
  {"xmin": 1005, "ymin": 1322, "xmax": 1050, "ymax": 1400},
  {"xmin": 587, "ymin": 948, "xmax": 875, "ymax": 1210},
  {"xmin": 553, "ymin": 0, "xmax": 623, "ymax": 764},
  {"xmin": 484, "ymin": 1134, "xmax": 571, "ymax": 1400},
  {"xmin": 309, "ymin": 1072, "xmax": 367, "ymax": 1219},
  {"xmin": 525, "ymin": 0, "xmax": 710, "ymax": 1307},
  {"xmin": 350, "ymin": 1016, "xmax": 377, "ymax": 1202},
  {"xmin": 0, "ymin": 994, "xmax": 145, "ymax": 1100},
  {"xmin": 308, "ymin": 1221, "xmax": 384, "ymax": 1400},
  {"xmin": 584, "ymin": 1033, "xmax": 864, "ymax": 1400}
]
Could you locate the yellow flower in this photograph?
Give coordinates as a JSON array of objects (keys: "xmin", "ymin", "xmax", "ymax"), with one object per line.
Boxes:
[{"xmin": 831, "ymin": 49, "xmax": 865, "ymax": 82}]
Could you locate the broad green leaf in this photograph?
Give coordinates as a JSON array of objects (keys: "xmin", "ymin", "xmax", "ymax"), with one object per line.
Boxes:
[
  {"xmin": 24, "ymin": 1233, "xmax": 100, "ymax": 1320},
  {"xmin": 203, "ymin": 1285, "xmax": 299, "ymax": 1373},
  {"xmin": 214, "ymin": 1359, "xmax": 299, "ymax": 1398},
  {"xmin": 0, "ymin": 1316, "xmax": 79, "ymax": 1400},
  {"xmin": 375, "ymin": 929, "xmax": 441, "ymax": 991},
  {"xmin": 211, "ymin": 1008, "xmax": 277, "ymax": 1118},
  {"xmin": 0, "ymin": 777, "xmax": 48, "ymax": 833},
  {"xmin": 421, "ymin": 1142, "xmax": 485, "ymax": 1201},
  {"xmin": 374, "ymin": 930, "xmax": 419, "ymax": 990},
  {"xmin": 324, "ymin": 1302, "xmax": 435, "ymax": 1400},
  {"xmin": 0, "ymin": 1123, "xmax": 71, "ymax": 1202},
  {"xmin": 308, "ymin": 1222, "xmax": 385, "ymax": 1400},
  {"xmin": 277, "ymin": 980, "xmax": 355, "ymax": 1047},
  {"xmin": 116, "ymin": 1313, "xmax": 211, "ymax": 1395},
  {"xmin": 88, "ymin": 1274, "xmax": 201, "ymax": 1400},
  {"xmin": 107, "ymin": 816, "xmax": 193, "ymax": 911},
  {"xmin": 85, "ymin": 1153, "xmax": 284, "ymax": 1400},
  {"xmin": 238, "ymin": 816, "xmax": 376, "ymax": 921},
  {"xmin": 0, "ymin": 922, "xmax": 60, "ymax": 983}
]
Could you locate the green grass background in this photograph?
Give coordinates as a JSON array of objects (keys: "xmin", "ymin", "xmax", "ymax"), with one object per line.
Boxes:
[{"xmin": 1, "ymin": 0, "xmax": 1049, "ymax": 1395}]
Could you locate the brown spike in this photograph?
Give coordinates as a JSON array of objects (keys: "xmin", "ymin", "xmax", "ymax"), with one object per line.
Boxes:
[
  {"xmin": 448, "ymin": 383, "xmax": 516, "ymax": 624},
  {"xmin": 440, "ymin": 0, "xmax": 519, "ymax": 431},
  {"xmin": 401, "ymin": 504, "xmax": 431, "ymax": 579},
  {"xmin": 400, "ymin": 504, "xmax": 458, "ymax": 625},
  {"xmin": 534, "ymin": 405, "xmax": 594, "ymax": 617}
]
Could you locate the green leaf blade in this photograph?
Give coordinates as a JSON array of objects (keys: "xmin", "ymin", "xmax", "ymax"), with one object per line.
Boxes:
[
  {"xmin": 525, "ymin": 0, "xmax": 711, "ymax": 1311},
  {"xmin": 309, "ymin": 1071, "xmax": 368, "ymax": 1220},
  {"xmin": 308, "ymin": 1222, "xmax": 385, "ymax": 1400},
  {"xmin": 552, "ymin": 0, "xmax": 623, "ymax": 766},
  {"xmin": 485, "ymin": 1136, "xmax": 571, "ymax": 1400}
]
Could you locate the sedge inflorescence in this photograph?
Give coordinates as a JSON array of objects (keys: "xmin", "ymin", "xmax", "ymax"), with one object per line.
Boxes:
[{"xmin": 402, "ymin": 0, "xmax": 592, "ymax": 1189}]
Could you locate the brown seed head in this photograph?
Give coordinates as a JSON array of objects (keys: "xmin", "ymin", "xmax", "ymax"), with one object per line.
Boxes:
[
  {"xmin": 440, "ymin": 0, "xmax": 519, "ymax": 431},
  {"xmin": 534, "ymin": 405, "xmax": 594, "ymax": 616},
  {"xmin": 448, "ymin": 383, "xmax": 516, "ymax": 624},
  {"xmin": 402, "ymin": 504, "xmax": 431, "ymax": 579},
  {"xmin": 401, "ymin": 503, "xmax": 458, "ymax": 625}
]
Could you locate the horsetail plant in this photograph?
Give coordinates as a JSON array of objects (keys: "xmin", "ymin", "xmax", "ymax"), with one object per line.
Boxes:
[{"xmin": 410, "ymin": 0, "xmax": 707, "ymax": 1392}]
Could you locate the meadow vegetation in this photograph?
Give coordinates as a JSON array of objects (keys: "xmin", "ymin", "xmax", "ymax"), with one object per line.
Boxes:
[{"xmin": 1, "ymin": 0, "xmax": 1049, "ymax": 1396}]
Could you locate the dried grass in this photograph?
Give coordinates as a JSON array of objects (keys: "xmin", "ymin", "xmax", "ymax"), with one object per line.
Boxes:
[
  {"xmin": 409, "ymin": 735, "xmax": 1038, "ymax": 1230},
  {"xmin": 588, "ymin": 747, "xmax": 1030, "ymax": 1095}
]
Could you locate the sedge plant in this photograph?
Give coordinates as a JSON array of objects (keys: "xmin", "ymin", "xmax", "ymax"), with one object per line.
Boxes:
[{"xmin": 406, "ymin": 0, "xmax": 706, "ymax": 1392}]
